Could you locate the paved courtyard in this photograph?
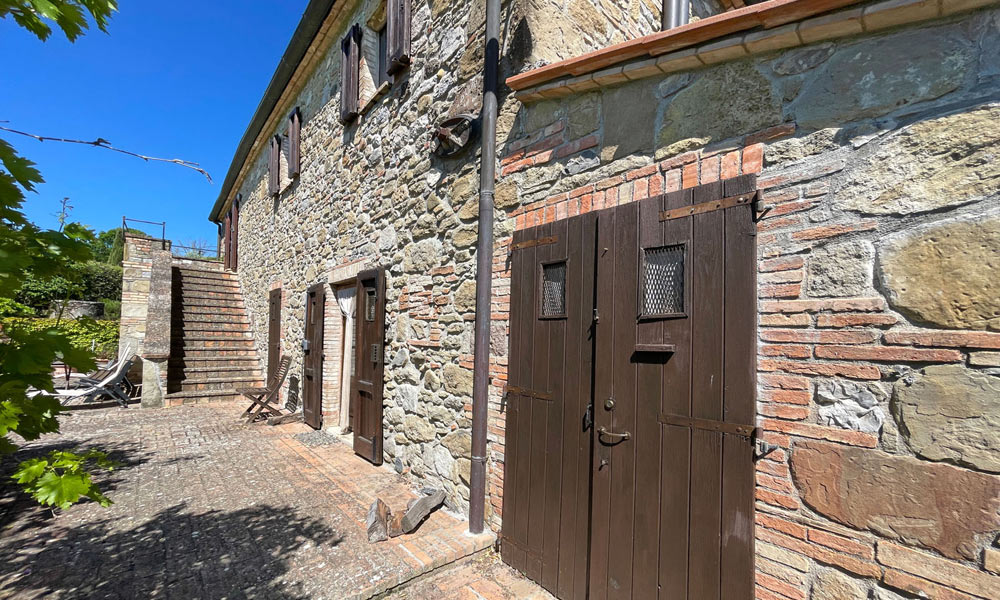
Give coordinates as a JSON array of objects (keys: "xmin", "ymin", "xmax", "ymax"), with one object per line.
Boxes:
[{"xmin": 0, "ymin": 402, "xmax": 550, "ymax": 600}]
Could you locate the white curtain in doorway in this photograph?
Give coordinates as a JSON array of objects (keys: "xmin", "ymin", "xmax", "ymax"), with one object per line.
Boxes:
[{"xmin": 335, "ymin": 287, "xmax": 356, "ymax": 434}]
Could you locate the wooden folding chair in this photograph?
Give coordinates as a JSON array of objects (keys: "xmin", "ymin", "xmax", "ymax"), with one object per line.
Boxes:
[{"xmin": 240, "ymin": 355, "xmax": 291, "ymax": 424}]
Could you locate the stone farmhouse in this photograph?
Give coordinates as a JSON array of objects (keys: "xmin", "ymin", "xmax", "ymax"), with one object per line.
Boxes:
[{"xmin": 118, "ymin": 0, "xmax": 1000, "ymax": 598}]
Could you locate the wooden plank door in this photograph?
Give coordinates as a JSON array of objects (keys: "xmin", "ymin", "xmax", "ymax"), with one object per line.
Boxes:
[
  {"xmin": 501, "ymin": 213, "xmax": 596, "ymax": 600},
  {"xmin": 588, "ymin": 176, "xmax": 757, "ymax": 600},
  {"xmin": 303, "ymin": 283, "xmax": 325, "ymax": 430},
  {"xmin": 267, "ymin": 288, "xmax": 282, "ymax": 383},
  {"xmin": 352, "ymin": 268, "xmax": 386, "ymax": 464}
]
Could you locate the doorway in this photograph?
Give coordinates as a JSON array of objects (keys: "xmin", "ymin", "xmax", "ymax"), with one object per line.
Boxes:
[
  {"xmin": 502, "ymin": 175, "xmax": 758, "ymax": 600},
  {"xmin": 267, "ymin": 288, "xmax": 282, "ymax": 383},
  {"xmin": 303, "ymin": 283, "xmax": 325, "ymax": 430},
  {"xmin": 352, "ymin": 267, "xmax": 386, "ymax": 465}
]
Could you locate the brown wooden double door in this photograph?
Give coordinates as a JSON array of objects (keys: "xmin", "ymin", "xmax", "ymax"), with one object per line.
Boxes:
[{"xmin": 502, "ymin": 176, "xmax": 757, "ymax": 600}]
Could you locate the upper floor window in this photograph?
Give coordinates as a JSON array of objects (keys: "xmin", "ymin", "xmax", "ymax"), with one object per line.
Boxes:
[
  {"xmin": 268, "ymin": 107, "xmax": 302, "ymax": 196},
  {"xmin": 340, "ymin": 0, "xmax": 410, "ymax": 125}
]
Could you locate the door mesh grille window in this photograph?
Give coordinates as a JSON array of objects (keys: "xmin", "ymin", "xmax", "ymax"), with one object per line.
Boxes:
[
  {"xmin": 642, "ymin": 244, "xmax": 684, "ymax": 316},
  {"xmin": 541, "ymin": 262, "xmax": 567, "ymax": 317}
]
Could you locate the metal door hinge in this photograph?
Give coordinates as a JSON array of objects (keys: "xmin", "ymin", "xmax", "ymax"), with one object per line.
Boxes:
[{"xmin": 751, "ymin": 427, "xmax": 778, "ymax": 461}]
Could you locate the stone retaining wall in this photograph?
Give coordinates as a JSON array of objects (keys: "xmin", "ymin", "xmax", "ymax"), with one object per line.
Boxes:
[{"xmin": 498, "ymin": 4, "xmax": 1000, "ymax": 599}]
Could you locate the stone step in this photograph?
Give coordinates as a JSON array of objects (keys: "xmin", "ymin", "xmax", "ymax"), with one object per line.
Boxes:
[
  {"xmin": 173, "ymin": 285, "xmax": 240, "ymax": 298},
  {"xmin": 170, "ymin": 315, "xmax": 250, "ymax": 331},
  {"xmin": 171, "ymin": 338, "xmax": 256, "ymax": 349},
  {"xmin": 173, "ymin": 327, "xmax": 253, "ymax": 337},
  {"xmin": 170, "ymin": 308, "xmax": 250, "ymax": 326},
  {"xmin": 173, "ymin": 313, "xmax": 250, "ymax": 323},
  {"xmin": 179, "ymin": 305, "xmax": 246, "ymax": 315},
  {"xmin": 176, "ymin": 282, "xmax": 242, "ymax": 293},
  {"xmin": 168, "ymin": 356, "xmax": 260, "ymax": 369},
  {"xmin": 169, "ymin": 365, "xmax": 263, "ymax": 377},
  {"xmin": 173, "ymin": 266, "xmax": 229, "ymax": 277},
  {"xmin": 173, "ymin": 336, "xmax": 256, "ymax": 346},
  {"xmin": 164, "ymin": 389, "xmax": 245, "ymax": 406},
  {"xmin": 172, "ymin": 333, "xmax": 253, "ymax": 343},
  {"xmin": 175, "ymin": 297, "xmax": 245, "ymax": 308},
  {"xmin": 170, "ymin": 347, "xmax": 257, "ymax": 358},
  {"xmin": 175, "ymin": 376, "xmax": 265, "ymax": 392}
]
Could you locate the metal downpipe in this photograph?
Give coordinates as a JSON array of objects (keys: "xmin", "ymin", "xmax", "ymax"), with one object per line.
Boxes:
[
  {"xmin": 663, "ymin": 0, "xmax": 690, "ymax": 30},
  {"xmin": 470, "ymin": 0, "xmax": 500, "ymax": 535}
]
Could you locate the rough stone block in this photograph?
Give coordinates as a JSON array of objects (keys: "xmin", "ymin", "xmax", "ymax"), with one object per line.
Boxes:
[
  {"xmin": 807, "ymin": 241, "xmax": 873, "ymax": 298},
  {"xmin": 658, "ymin": 61, "xmax": 781, "ymax": 150},
  {"xmin": 791, "ymin": 28, "xmax": 974, "ymax": 129},
  {"xmin": 878, "ymin": 212, "xmax": 1000, "ymax": 330},
  {"xmin": 791, "ymin": 440, "xmax": 1000, "ymax": 560},
  {"xmin": 839, "ymin": 104, "xmax": 1000, "ymax": 216},
  {"xmin": 970, "ymin": 351, "xmax": 1000, "ymax": 367},
  {"xmin": 893, "ymin": 365, "xmax": 1000, "ymax": 473},
  {"xmin": 877, "ymin": 541, "xmax": 1000, "ymax": 599},
  {"xmin": 366, "ymin": 498, "xmax": 390, "ymax": 543}
]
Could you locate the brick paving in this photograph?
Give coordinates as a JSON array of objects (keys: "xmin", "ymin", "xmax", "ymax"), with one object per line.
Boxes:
[{"xmin": 0, "ymin": 403, "xmax": 547, "ymax": 600}]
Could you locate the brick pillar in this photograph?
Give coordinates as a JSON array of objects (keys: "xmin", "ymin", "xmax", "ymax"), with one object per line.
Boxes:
[{"xmin": 118, "ymin": 234, "xmax": 172, "ymax": 407}]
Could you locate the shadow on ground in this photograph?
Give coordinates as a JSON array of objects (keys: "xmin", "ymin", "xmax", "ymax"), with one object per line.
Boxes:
[
  {"xmin": 0, "ymin": 502, "xmax": 343, "ymax": 599},
  {"xmin": 0, "ymin": 438, "xmax": 200, "ymax": 534}
]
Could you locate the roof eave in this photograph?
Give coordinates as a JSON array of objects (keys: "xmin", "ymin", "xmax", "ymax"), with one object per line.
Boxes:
[{"xmin": 209, "ymin": 0, "xmax": 339, "ymax": 223}]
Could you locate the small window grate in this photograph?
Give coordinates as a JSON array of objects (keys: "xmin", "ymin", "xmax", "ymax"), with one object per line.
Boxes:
[
  {"xmin": 541, "ymin": 262, "xmax": 567, "ymax": 317},
  {"xmin": 365, "ymin": 288, "xmax": 377, "ymax": 321},
  {"xmin": 642, "ymin": 245, "xmax": 684, "ymax": 316}
]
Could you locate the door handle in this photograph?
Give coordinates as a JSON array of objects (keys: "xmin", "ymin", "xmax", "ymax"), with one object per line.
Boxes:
[{"xmin": 598, "ymin": 426, "xmax": 631, "ymax": 443}]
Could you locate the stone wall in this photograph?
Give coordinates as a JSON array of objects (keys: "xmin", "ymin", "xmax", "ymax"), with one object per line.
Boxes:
[
  {"xmin": 498, "ymin": 3, "xmax": 1000, "ymax": 599},
  {"xmin": 222, "ymin": 0, "xmax": 652, "ymax": 515}
]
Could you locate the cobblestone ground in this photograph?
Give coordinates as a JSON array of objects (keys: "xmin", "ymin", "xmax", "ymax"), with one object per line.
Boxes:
[{"xmin": 0, "ymin": 403, "xmax": 546, "ymax": 600}]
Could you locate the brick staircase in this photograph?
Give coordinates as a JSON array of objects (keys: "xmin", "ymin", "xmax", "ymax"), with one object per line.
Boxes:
[{"xmin": 164, "ymin": 264, "xmax": 264, "ymax": 406}]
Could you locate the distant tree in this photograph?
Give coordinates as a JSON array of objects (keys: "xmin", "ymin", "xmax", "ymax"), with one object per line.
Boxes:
[
  {"xmin": 89, "ymin": 228, "xmax": 117, "ymax": 263},
  {"xmin": 105, "ymin": 227, "xmax": 146, "ymax": 266}
]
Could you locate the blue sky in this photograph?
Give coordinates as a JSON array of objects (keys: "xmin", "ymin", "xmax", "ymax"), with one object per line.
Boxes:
[{"xmin": 1, "ymin": 2, "xmax": 307, "ymax": 247}]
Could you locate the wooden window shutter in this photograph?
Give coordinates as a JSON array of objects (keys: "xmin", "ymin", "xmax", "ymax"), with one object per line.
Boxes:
[
  {"xmin": 288, "ymin": 107, "xmax": 301, "ymax": 179},
  {"xmin": 267, "ymin": 135, "xmax": 279, "ymax": 197},
  {"xmin": 339, "ymin": 25, "xmax": 362, "ymax": 125},
  {"xmin": 386, "ymin": 0, "xmax": 411, "ymax": 75},
  {"xmin": 231, "ymin": 195, "xmax": 240, "ymax": 270},
  {"xmin": 223, "ymin": 214, "xmax": 231, "ymax": 270}
]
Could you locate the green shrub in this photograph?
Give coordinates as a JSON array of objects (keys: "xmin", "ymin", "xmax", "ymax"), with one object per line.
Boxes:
[
  {"xmin": 14, "ymin": 261, "xmax": 121, "ymax": 314},
  {"xmin": 101, "ymin": 299, "xmax": 121, "ymax": 321},
  {"xmin": 1, "ymin": 317, "xmax": 119, "ymax": 358},
  {"xmin": 78, "ymin": 262, "xmax": 121, "ymax": 301},
  {"xmin": 0, "ymin": 297, "xmax": 34, "ymax": 317}
]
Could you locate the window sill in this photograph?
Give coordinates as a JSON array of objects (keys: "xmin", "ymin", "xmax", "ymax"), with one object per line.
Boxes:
[{"xmin": 360, "ymin": 81, "xmax": 393, "ymax": 116}]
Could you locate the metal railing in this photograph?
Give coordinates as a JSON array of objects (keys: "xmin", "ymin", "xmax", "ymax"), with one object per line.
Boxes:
[
  {"xmin": 122, "ymin": 216, "xmax": 167, "ymax": 249},
  {"xmin": 122, "ymin": 216, "xmax": 221, "ymax": 260},
  {"xmin": 172, "ymin": 243, "xmax": 220, "ymax": 260}
]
